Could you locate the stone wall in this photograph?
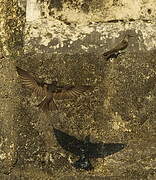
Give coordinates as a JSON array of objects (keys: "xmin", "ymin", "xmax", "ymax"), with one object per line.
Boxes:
[{"xmin": 0, "ymin": 0, "xmax": 156, "ymax": 179}]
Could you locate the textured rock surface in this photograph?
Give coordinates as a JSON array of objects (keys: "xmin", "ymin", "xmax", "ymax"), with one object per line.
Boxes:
[
  {"xmin": 25, "ymin": 0, "xmax": 156, "ymax": 23},
  {"xmin": 0, "ymin": 0, "xmax": 156, "ymax": 179}
]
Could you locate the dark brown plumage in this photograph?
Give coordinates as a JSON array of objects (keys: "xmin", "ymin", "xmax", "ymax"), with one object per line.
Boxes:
[
  {"xmin": 16, "ymin": 66, "xmax": 93, "ymax": 111},
  {"xmin": 103, "ymin": 34, "xmax": 133, "ymax": 60}
]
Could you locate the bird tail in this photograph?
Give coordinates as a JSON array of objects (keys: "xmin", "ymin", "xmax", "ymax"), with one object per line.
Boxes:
[{"xmin": 37, "ymin": 96, "xmax": 58, "ymax": 111}]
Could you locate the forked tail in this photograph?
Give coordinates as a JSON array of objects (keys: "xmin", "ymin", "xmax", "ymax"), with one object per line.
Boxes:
[
  {"xmin": 37, "ymin": 96, "xmax": 58, "ymax": 111},
  {"xmin": 72, "ymin": 156, "xmax": 93, "ymax": 171}
]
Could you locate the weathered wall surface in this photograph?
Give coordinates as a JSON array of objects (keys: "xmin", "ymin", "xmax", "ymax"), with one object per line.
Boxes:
[
  {"xmin": 25, "ymin": 0, "xmax": 156, "ymax": 23},
  {"xmin": 0, "ymin": 0, "xmax": 25, "ymax": 176},
  {"xmin": 0, "ymin": 0, "xmax": 156, "ymax": 179}
]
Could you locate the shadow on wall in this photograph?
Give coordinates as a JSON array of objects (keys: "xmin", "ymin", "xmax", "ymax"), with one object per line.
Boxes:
[{"xmin": 37, "ymin": 0, "xmax": 92, "ymax": 13}]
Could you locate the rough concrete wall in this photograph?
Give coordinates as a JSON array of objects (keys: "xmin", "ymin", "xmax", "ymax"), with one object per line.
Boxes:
[
  {"xmin": 0, "ymin": 0, "xmax": 156, "ymax": 179},
  {"xmin": 0, "ymin": 0, "xmax": 25, "ymax": 176},
  {"xmin": 28, "ymin": 0, "xmax": 156, "ymax": 24}
]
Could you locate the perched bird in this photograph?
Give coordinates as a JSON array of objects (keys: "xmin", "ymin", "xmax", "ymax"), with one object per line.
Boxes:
[
  {"xmin": 103, "ymin": 34, "xmax": 133, "ymax": 60},
  {"xmin": 53, "ymin": 128, "xmax": 126, "ymax": 170},
  {"xmin": 16, "ymin": 66, "xmax": 93, "ymax": 111}
]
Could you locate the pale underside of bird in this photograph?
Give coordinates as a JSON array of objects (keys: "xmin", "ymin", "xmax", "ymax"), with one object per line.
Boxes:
[
  {"xmin": 53, "ymin": 128, "xmax": 126, "ymax": 170},
  {"xmin": 103, "ymin": 34, "xmax": 133, "ymax": 60},
  {"xmin": 16, "ymin": 66, "xmax": 93, "ymax": 111}
]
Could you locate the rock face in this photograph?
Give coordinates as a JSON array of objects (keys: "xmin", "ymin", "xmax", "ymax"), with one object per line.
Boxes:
[{"xmin": 0, "ymin": 0, "xmax": 156, "ymax": 179}]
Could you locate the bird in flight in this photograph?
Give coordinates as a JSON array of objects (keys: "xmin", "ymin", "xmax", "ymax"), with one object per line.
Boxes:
[
  {"xmin": 16, "ymin": 66, "xmax": 93, "ymax": 111},
  {"xmin": 53, "ymin": 128, "xmax": 126, "ymax": 170},
  {"xmin": 103, "ymin": 33, "xmax": 134, "ymax": 60}
]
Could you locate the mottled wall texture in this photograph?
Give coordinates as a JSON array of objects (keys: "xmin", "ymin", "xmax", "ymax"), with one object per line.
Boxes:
[{"xmin": 0, "ymin": 0, "xmax": 156, "ymax": 179}]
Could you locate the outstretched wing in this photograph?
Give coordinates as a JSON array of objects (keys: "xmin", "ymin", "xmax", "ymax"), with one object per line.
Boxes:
[
  {"xmin": 53, "ymin": 85, "xmax": 93, "ymax": 99},
  {"xmin": 16, "ymin": 66, "xmax": 45, "ymax": 96},
  {"xmin": 87, "ymin": 142, "xmax": 126, "ymax": 158},
  {"xmin": 53, "ymin": 128, "xmax": 85, "ymax": 156}
]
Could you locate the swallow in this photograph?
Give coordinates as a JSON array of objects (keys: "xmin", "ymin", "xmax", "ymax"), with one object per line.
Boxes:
[
  {"xmin": 16, "ymin": 66, "xmax": 93, "ymax": 111},
  {"xmin": 53, "ymin": 128, "xmax": 126, "ymax": 170},
  {"xmin": 103, "ymin": 34, "xmax": 133, "ymax": 60}
]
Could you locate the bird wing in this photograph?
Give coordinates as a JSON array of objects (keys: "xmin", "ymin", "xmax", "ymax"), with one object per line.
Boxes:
[
  {"xmin": 103, "ymin": 37, "xmax": 128, "ymax": 57},
  {"xmin": 16, "ymin": 66, "xmax": 45, "ymax": 96},
  {"xmin": 53, "ymin": 85, "xmax": 92, "ymax": 99},
  {"xmin": 87, "ymin": 142, "xmax": 126, "ymax": 158},
  {"xmin": 53, "ymin": 128, "xmax": 85, "ymax": 156},
  {"xmin": 114, "ymin": 39, "xmax": 128, "ymax": 51}
]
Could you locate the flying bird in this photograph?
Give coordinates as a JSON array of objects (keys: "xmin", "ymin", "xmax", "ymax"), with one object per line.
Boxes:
[
  {"xmin": 16, "ymin": 66, "xmax": 93, "ymax": 111},
  {"xmin": 103, "ymin": 34, "xmax": 133, "ymax": 60},
  {"xmin": 53, "ymin": 128, "xmax": 126, "ymax": 170}
]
